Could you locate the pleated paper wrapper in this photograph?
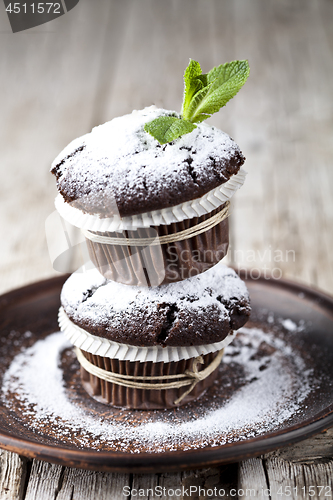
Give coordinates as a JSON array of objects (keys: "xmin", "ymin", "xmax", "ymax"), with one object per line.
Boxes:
[
  {"xmin": 55, "ymin": 168, "xmax": 246, "ymax": 231},
  {"xmin": 59, "ymin": 307, "xmax": 237, "ymax": 363},
  {"xmin": 59, "ymin": 307, "xmax": 236, "ymax": 409}
]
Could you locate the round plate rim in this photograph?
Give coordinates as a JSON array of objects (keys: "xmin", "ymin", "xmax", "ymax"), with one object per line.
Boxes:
[{"xmin": 0, "ymin": 273, "xmax": 332, "ymax": 472}]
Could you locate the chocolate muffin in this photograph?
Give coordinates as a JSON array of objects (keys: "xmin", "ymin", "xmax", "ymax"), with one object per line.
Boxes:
[
  {"xmin": 51, "ymin": 106, "xmax": 247, "ymax": 285},
  {"xmin": 59, "ymin": 262, "xmax": 251, "ymax": 409}
]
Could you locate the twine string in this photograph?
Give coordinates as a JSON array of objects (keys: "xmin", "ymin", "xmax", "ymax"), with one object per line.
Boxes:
[
  {"xmin": 81, "ymin": 201, "xmax": 230, "ymax": 247},
  {"xmin": 75, "ymin": 347, "xmax": 224, "ymax": 404}
]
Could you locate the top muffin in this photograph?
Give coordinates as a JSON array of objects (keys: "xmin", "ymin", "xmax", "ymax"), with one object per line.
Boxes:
[{"xmin": 51, "ymin": 106, "xmax": 245, "ymax": 218}]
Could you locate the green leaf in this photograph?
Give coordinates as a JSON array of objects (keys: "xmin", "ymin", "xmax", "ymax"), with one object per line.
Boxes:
[
  {"xmin": 183, "ymin": 80, "xmax": 214, "ymax": 122},
  {"xmin": 182, "ymin": 59, "xmax": 203, "ymax": 117},
  {"xmin": 144, "ymin": 116, "xmax": 197, "ymax": 145},
  {"xmin": 144, "ymin": 59, "xmax": 250, "ymax": 144},
  {"xmin": 190, "ymin": 60, "xmax": 250, "ymax": 122}
]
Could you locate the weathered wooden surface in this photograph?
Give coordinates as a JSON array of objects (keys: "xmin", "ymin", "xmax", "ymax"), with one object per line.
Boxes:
[
  {"xmin": 0, "ymin": 451, "xmax": 27, "ymax": 500},
  {"xmin": 239, "ymin": 455, "xmax": 333, "ymax": 500},
  {"xmin": 0, "ymin": 0, "xmax": 332, "ymax": 498}
]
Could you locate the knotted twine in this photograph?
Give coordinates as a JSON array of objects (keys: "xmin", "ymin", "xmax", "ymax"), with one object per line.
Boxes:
[
  {"xmin": 81, "ymin": 201, "xmax": 230, "ymax": 247},
  {"xmin": 75, "ymin": 347, "xmax": 224, "ymax": 405}
]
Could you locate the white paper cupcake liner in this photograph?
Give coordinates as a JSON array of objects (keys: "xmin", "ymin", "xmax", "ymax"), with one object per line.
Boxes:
[
  {"xmin": 55, "ymin": 168, "xmax": 246, "ymax": 232},
  {"xmin": 59, "ymin": 307, "xmax": 237, "ymax": 363}
]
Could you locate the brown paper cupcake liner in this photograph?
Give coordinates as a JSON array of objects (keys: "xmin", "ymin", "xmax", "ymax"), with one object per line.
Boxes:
[
  {"xmin": 79, "ymin": 349, "xmax": 221, "ymax": 409},
  {"xmin": 84, "ymin": 204, "xmax": 229, "ymax": 286}
]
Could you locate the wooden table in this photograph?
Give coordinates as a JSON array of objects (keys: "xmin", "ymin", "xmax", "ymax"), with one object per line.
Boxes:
[{"xmin": 0, "ymin": 0, "xmax": 332, "ymax": 498}]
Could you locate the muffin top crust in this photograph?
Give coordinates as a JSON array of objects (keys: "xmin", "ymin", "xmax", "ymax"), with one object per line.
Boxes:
[
  {"xmin": 61, "ymin": 263, "xmax": 251, "ymax": 347},
  {"xmin": 51, "ymin": 106, "xmax": 245, "ymax": 218}
]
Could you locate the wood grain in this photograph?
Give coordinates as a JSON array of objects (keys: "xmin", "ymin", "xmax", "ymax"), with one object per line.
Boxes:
[
  {"xmin": 24, "ymin": 462, "xmax": 63, "ymax": 500},
  {"xmin": 264, "ymin": 456, "xmax": 333, "ymax": 500},
  {"xmin": 0, "ymin": 451, "xmax": 27, "ymax": 500},
  {"xmin": 267, "ymin": 428, "xmax": 333, "ymax": 464},
  {"xmin": 56, "ymin": 469, "xmax": 131, "ymax": 500},
  {"xmin": 0, "ymin": 0, "xmax": 332, "ymax": 498},
  {"xmin": 238, "ymin": 458, "xmax": 268, "ymax": 496}
]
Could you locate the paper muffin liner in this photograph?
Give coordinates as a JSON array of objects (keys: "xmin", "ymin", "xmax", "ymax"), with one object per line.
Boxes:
[
  {"xmin": 84, "ymin": 203, "xmax": 229, "ymax": 286},
  {"xmin": 55, "ymin": 168, "xmax": 246, "ymax": 232},
  {"xmin": 59, "ymin": 307, "xmax": 237, "ymax": 363},
  {"xmin": 79, "ymin": 349, "xmax": 220, "ymax": 409}
]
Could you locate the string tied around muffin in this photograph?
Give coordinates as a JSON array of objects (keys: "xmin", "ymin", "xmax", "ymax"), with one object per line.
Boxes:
[
  {"xmin": 75, "ymin": 347, "xmax": 224, "ymax": 405},
  {"xmin": 81, "ymin": 201, "xmax": 230, "ymax": 247}
]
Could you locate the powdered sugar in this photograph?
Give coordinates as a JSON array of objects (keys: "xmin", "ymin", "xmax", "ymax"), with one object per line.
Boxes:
[
  {"xmin": 60, "ymin": 263, "xmax": 250, "ymax": 346},
  {"xmin": 281, "ymin": 319, "xmax": 298, "ymax": 332},
  {"xmin": 1, "ymin": 326, "xmax": 313, "ymax": 453},
  {"xmin": 51, "ymin": 106, "xmax": 244, "ymax": 217},
  {"xmin": 62, "ymin": 263, "xmax": 248, "ymax": 315},
  {"xmin": 54, "ymin": 168, "xmax": 247, "ymax": 231}
]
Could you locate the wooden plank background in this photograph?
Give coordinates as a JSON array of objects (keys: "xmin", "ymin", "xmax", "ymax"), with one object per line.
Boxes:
[{"xmin": 0, "ymin": 0, "xmax": 332, "ymax": 498}]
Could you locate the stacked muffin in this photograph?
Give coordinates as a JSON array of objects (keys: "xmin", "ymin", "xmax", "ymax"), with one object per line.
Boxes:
[{"xmin": 52, "ymin": 106, "xmax": 251, "ymax": 409}]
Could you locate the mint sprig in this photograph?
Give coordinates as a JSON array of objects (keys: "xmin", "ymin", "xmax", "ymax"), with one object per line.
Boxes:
[
  {"xmin": 144, "ymin": 116, "xmax": 196, "ymax": 145},
  {"xmin": 144, "ymin": 59, "xmax": 250, "ymax": 145}
]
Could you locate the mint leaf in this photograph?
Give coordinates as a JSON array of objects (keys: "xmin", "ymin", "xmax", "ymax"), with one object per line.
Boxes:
[
  {"xmin": 144, "ymin": 116, "xmax": 197, "ymax": 145},
  {"xmin": 182, "ymin": 59, "xmax": 204, "ymax": 117},
  {"xmin": 144, "ymin": 59, "xmax": 249, "ymax": 144},
  {"xmin": 183, "ymin": 81, "xmax": 214, "ymax": 122},
  {"xmin": 189, "ymin": 60, "xmax": 250, "ymax": 122}
]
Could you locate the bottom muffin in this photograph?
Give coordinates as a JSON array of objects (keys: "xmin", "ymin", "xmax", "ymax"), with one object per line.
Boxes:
[
  {"xmin": 59, "ymin": 262, "xmax": 251, "ymax": 409},
  {"xmin": 78, "ymin": 349, "xmax": 222, "ymax": 409}
]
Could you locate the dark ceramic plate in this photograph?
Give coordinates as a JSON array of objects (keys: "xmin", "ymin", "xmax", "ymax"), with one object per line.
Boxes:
[{"xmin": 0, "ymin": 273, "xmax": 332, "ymax": 472}]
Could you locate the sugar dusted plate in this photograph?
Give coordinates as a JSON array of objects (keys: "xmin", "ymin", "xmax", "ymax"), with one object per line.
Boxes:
[{"xmin": 0, "ymin": 274, "xmax": 332, "ymax": 472}]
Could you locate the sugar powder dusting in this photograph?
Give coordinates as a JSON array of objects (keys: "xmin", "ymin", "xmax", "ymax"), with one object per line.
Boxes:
[
  {"xmin": 2, "ymin": 327, "xmax": 313, "ymax": 453},
  {"xmin": 51, "ymin": 106, "xmax": 242, "ymax": 217}
]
